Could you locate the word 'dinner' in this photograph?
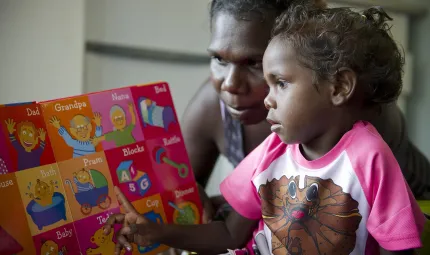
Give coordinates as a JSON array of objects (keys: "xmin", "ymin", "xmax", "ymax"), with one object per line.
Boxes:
[{"xmin": 0, "ymin": 81, "xmax": 203, "ymax": 255}]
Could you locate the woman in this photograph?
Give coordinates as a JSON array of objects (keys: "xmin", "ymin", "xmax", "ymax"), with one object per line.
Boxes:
[{"xmin": 181, "ymin": 0, "xmax": 430, "ymax": 221}]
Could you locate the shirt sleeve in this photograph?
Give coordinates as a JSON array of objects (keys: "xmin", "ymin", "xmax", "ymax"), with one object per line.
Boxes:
[
  {"xmin": 351, "ymin": 140, "xmax": 426, "ymax": 251},
  {"xmin": 220, "ymin": 133, "xmax": 280, "ymax": 220}
]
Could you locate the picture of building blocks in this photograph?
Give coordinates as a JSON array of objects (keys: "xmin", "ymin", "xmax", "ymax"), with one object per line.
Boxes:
[
  {"xmin": 152, "ymin": 146, "xmax": 189, "ymax": 178},
  {"xmin": 116, "ymin": 160, "xmax": 135, "ymax": 183},
  {"xmin": 105, "ymin": 141, "xmax": 161, "ymax": 203},
  {"xmin": 116, "ymin": 160, "xmax": 152, "ymax": 197}
]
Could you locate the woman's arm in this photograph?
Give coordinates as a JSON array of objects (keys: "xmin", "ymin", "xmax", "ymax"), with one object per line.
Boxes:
[
  {"xmin": 369, "ymin": 103, "xmax": 430, "ymax": 198},
  {"xmin": 181, "ymin": 79, "xmax": 220, "ymax": 187}
]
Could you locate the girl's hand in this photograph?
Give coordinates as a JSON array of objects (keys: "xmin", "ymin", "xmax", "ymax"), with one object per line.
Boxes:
[{"xmin": 104, "ymin": 186, "xmax": 160, "ymax": 254}]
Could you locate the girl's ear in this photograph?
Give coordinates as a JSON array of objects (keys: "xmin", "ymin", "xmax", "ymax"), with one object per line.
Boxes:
[{"xmin": 330, "ymin": 67, "xmax": 357, "ymax": 106}]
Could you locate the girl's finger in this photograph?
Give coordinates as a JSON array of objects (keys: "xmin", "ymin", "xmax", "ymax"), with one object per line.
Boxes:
[
  {"xmin": 115, "ymin": 230, "xmax": 133, "ymax": 253},
  {"xmin": 104, "ymin": 213, "xmax": 125, "ymax": 235}
]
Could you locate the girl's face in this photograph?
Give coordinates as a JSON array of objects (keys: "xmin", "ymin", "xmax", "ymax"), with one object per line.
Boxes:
[
  {"xmin": 208, "ymin": 12, "xmax": 274, "ymax": 125},
  {"xmin": 263, "ymin": 37, "xmax": 333, "ymax": 145}
]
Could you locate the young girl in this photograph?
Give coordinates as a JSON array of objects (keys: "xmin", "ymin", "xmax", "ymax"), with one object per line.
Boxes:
[{"xmin": 105, "ymin": 5, "xmax": 426, "ymax": 255}]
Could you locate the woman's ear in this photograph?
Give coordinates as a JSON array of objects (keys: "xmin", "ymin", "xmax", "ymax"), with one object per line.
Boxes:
[{"xmin": 330, "ymin": 67, "xmax": 357, "ymax": 106}]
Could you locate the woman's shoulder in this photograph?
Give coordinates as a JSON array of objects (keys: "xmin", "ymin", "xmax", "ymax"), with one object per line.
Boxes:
[{"xmin": 181, "ymin": 78, "xmax": 222, "ymax": 139}]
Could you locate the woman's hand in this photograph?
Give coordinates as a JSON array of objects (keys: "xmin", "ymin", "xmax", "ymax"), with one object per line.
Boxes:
[
  {"xmin": 197, "ymin": 183, "xmax": 215, "ymax": 223},
  {"xmin": 103, "ymin": 186, "xmax": 160, "ymax": 254}
]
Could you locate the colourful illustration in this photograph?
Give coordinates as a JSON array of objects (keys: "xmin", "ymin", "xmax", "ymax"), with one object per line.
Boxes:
[
  {"xmin": 116, "ymin": 160, "xmax": 152, "ymax": 197},
  {"xmin": 257, "ymin": 175, "xmax": 362, "ymax": 255},
  {"xmin": 145, "ymin": 134, "xmax": 195, "ymax": 191},
  {"xmin": 131, "ymin": 83, "xmax": 180, "ymax": 140},
  {"xmin": 65, "ymin": 168, "xmax": 112, "ymax": 215},
  {"xmin": 40, "ymin": 96, "xmax": 104, "ymax": 162},
  {"xmin": 58, "ymin": 152, "xmax": 117, "ymax": 221},
  {"xmin": 93, "ymin": 103, "xmax": 137, "ymax": 147},
  {"xmin": 105, "ymin": 142, "xmax": 160, "ymax": 203},
  {"xmin": 152, "ymin": 146, "xmax": 189, "ymax": 179},
  {"xmin": 40, "ymin": 240, "xmax": 67, "ymax": 255},
  {"xmin": 0, "ymin": 103, "xmax": 55, "ymax": 172},
  {"xmin": 138, "ymin": 97, "xmax": 176, "ymax": 131},
  {"xmin": 73, "ymin": 208, "xmax": 129, "ymax": 255},
  {"xmin": 119, "ymin": 194, "xmax": 168, "ymax": 255},
  {"xmin": 49, "ymin": 113, "xmax": 102, "ymax": 158},
  {"xmin": 170, "ymin": 201, "xmax": 200, "ymax": 225},
  {"xmin": 4, "ymin": 119, "xmax": 46, "ymax": 170},
  {"xmin": 15, "ymin": 164, "xmax": 72, "ymax": 235},
  {"xmin": 89, "ymin": 87, "xmax": 144, "ymax": 150},
  {"xmin": 32, "ymin": 222, "xmax": 81, "ymax": 255},
  {"xmin": 86, "ymin": 226, "xmax": 119, "ymax": 255},
  {"xmin": 161, "ymin": 183, "xmax": 202, "ymax": 225}
]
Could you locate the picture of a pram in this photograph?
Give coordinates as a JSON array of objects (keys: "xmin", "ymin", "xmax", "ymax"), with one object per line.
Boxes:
[{"xmin": 65, "ymin": 169, "xmax": 112, "ymax": 215}]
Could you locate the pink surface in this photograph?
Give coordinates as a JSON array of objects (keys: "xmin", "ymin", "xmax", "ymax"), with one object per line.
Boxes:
[
  {"xmin": 145, "ymin": 132, "xmax": 195, "ymax": 192},
  {"xmin": 32, "ymin": 222, "xmax": 81, "ymax": 255}
]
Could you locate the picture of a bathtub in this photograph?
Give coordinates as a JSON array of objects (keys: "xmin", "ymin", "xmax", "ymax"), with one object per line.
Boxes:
[{"xmin": 26, "ymin": 192, "xmax": 67, "ymax": 230}]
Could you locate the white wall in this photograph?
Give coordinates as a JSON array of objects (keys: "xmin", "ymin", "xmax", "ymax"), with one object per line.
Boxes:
[
  {"xmin": 85, "ymin": 0, "xmax": 212, "ymax": 55},
  {"xmin": 0, "ymin": 0, "xmax": 85, "ymax": 104},
  {"xmin": 408, "ymin": 12, "xmax": 430, "ymax": 158}
]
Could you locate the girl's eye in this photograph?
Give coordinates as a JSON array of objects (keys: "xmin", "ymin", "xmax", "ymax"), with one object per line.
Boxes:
[{"xmin": 277, "ymin": 80, "xmax": 289, "ymax": 88}]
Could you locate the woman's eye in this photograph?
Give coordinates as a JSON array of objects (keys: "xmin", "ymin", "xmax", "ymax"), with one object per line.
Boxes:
[
  {"xmin": 212, "ymin": 56, "xmax": 227, "ymax": 65},
  {"xmin": 246, "ymin": 60, "xmax": 262, "ymax": 69}
]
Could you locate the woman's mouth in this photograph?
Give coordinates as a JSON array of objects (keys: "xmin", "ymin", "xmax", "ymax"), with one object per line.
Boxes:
[{"xmin": 226, "ymin": 105, "xmax": 252, "ymax": 116}]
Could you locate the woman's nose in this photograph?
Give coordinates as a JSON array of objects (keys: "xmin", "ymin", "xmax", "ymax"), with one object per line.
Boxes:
[{"xmin": 221, "ymin": 65, "xmax": 247, "ymax": 94}]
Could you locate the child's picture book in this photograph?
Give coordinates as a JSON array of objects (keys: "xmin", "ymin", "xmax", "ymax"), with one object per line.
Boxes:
[{"xmin": 0, "ymin": 82, "xmax": 203, "ymax": 255}]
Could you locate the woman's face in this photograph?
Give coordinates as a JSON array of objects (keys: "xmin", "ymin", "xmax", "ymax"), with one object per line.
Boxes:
[{"xmin": 208, "ymin": 12, "xmax": 274, "ymax": 125}]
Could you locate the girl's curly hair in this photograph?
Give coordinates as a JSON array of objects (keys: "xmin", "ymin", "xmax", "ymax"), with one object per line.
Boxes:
[{"xmin": 273, "ymin": 3, "xmax": 404, "ymax": 105}]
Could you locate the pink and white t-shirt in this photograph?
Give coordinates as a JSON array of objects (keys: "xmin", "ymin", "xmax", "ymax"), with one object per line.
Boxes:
[{"xmin": 220, "ymin": 121, "xmax": 425, "ymax": 255}]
